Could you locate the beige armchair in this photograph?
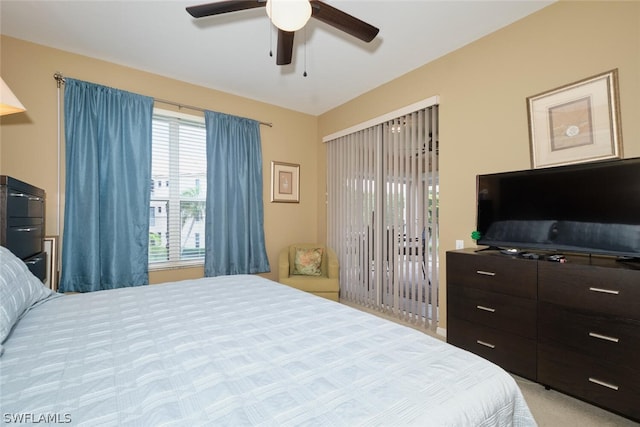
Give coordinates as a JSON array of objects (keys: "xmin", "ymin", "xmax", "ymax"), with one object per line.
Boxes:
[{"xmin": 278, "ymin": 243, "xmax": 340, "ymax": 301}]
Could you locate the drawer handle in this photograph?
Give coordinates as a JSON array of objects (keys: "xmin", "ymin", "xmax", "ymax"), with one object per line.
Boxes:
[
  {"xmin": 588, "ymin": 332, "xmax": 619, "ymax": 343},
  {"xmin": 476, "ymin": 340, "xmax": 495, "ymax": 349},
  {"xmin": 10, "ymin": 192, "xmax": 42, "ymax": 201},
  {"xmin": 588, "ymin": 287, "xmax": 619, "ymax": 295},
  {"xmin": 476, "ymin": 305, "xmax": 496, "ymax": 313},
  {"xmin": 476, "ymin": 270, "xmax": 496, "ymax": 277},
  {"xmin": 14, "ymin": 227, "xmax": 37, "ymax": 232},
  {"xmin": 588, "ymin": 377, "xmax": 619, "ymax": 391}
]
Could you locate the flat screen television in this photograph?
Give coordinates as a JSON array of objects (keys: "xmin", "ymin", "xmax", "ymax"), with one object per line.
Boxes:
[{"xmin": 476, "ymin": 157, "xmax": 640, "ymax": 259}]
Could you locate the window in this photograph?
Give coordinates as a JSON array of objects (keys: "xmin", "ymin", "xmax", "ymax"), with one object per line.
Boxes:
[
  {"xmin": 150, "ymin": 207, "xmax": 156, "ymax": 227},
  {"xmin": 149, "ymin": 110, "xmax": 207, "ymax": 266}
]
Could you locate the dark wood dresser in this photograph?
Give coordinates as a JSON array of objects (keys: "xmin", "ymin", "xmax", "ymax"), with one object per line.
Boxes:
[
  {"xmin": 447, "ymin": 248, "xmax": 640, "ymax": 422},
  {"xmin": 0, "ymin": 176, "xmax": 46, "ymax": 281},
  {"xmin": 446, "ymin": 249, "xmax": 538, "ymax": 380}
]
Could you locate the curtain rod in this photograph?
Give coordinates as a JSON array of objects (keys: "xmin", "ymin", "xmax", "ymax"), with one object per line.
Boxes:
[{"xmin": 53, "ymin": 72, "xmax": 273, "ymax": 128}]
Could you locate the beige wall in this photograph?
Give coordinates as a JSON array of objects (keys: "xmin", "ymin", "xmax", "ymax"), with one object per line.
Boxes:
[
  {"xmin": 0, "ymin": 36, "xmax": 319, "ymax": 283},
  {"xmin": 2, "ymin": 2, "xmax": 639, "ymax": 328},
  {"xmin": 318, "ymin": 1, "xmax": 640, "ymax": 327}
]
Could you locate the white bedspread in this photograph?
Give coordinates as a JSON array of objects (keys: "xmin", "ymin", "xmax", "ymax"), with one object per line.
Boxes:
[{"xmin": 0, "ymin": 275, "xmax": 536, "ymax": 426}]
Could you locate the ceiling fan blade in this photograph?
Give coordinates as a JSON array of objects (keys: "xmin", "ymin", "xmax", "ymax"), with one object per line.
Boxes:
[
  {"xmin": 186, "ymin": 1, "xmax": 265, "ymax": 18},
  {"xmin": 276, "ymin": 30, "xmax": 295, "ymax": 65},
  {"xmin": 310, "ymin": 0, "xmax": 379, "ymax": 43}
]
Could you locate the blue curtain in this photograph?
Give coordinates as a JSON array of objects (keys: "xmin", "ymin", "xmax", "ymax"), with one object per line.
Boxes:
[
  {"xmin": 59, "ymin": 79, "xmax": 153, "ymax": 292},
  {"xmin": 204, "ymin": 111, "xmax": 270, "ymax": 276}
]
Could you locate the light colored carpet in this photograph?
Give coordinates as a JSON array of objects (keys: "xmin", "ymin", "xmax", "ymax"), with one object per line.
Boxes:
[{"xmin": 515, "ymin": 375, "xmax": 639, "ymax": 426}]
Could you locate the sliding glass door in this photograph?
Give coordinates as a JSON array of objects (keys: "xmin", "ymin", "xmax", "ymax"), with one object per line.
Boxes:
[{"xmin": 327, "ymin": 104, "xmax": 439, "ymax": 330}]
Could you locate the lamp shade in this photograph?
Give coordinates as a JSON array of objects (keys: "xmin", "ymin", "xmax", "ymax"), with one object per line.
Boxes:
[
  {"xmin": 266, "ymin": 0, "xmax": 311, "ymax": 32},
  {"xmin": 0, "ymin": 77, "xmax": 26, "ymax": 116}
]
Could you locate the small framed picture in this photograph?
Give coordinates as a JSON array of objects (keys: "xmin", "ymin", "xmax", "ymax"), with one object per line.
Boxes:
[
  {"xmin": 271, "ymin": 161, "xmax": 299, "ymax": 203},
  {"xmin": 44, "ymin": 236, "xmax": 59, "ymax": 291},
  {"xmin": 527, "ymin": 69, "xmax": 622, "ymax": 169}
]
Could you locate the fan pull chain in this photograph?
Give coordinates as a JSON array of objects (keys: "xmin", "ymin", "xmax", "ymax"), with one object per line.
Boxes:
[
  {"xmin": 269, "ymin": 23, "xmax": 273, "ymax": 58},
  {"xmin": 303, "ymin": 27, "xmax": 308, "ymax": 77},
  {"xmin": 268, "ymin": 1, "xmax": 273, "ymax": 58}
]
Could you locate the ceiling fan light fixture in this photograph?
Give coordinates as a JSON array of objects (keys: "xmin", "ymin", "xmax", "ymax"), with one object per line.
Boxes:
[{"xmin": 266, "ymin": 0, "xmax": 312, "ymax": 32}]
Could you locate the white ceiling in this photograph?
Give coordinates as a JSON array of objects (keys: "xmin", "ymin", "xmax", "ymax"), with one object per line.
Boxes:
[{"xmin": 0, "ymin": 0, "xmax": 554, "ymax": 116}]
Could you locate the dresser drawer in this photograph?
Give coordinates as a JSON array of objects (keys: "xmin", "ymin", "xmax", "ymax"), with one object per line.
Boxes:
[
  {"xmin": 539, "ymin": 262, "xmax": 640, "ymax": 320},
  {"xmin": 6, "ymin": 189, "xmax": 45, "ymax": 218},
  {"xmin": 24, "ymin": 251, "xmax": 46, "ymax": 282},
  {"xmin": 5, "ymin": 219, "xmax": 44, "ymax": 259},
  {"xmin": 447, "ymin": 316, "xmax": 537, "ymax": 380},
  {"xmin": 447, "ymin": 251, "xmax": 536, "ymax": 298},
  {"xmin": 1, "ymin": 176, "xmax": 46, "ymax": 218},
  {"xmin": 538, "ymin": 342, "xmax": 640, "ymax": 421},
  {"xmin": 448, "ymin": 285, "xmax": 537, "ymax": 338},
  {"xmin": 539, "ymin": 302, "xmax": 640, "ymax": 370}
]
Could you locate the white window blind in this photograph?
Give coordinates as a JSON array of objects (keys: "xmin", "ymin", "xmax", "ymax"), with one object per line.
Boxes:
[
  {"xmin": 327, "ymin": 104, "xmax": 439, "ymax": 330},
  {"xmin": 149, "ymin": 110, "xmax": 207, "ymax": 267}
]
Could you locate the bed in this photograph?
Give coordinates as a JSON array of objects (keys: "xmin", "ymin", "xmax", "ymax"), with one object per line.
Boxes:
[{"xmin": 0, "ymin": 246, "xmax": 536, "ymax": 426}]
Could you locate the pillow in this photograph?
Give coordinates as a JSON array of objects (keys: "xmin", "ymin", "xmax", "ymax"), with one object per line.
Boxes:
[
  {"xmin": 0, "ymin": 246, "xmax": 58, "ymax": 346},
  {"xmin": 293, "ymin": 247, "xmax": 323, "ymax": 276}
]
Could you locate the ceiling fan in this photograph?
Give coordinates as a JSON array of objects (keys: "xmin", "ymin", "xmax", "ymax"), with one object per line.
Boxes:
[{"xmin": 186, "ymin": 0, "xmax": 379, "ymax": 66}]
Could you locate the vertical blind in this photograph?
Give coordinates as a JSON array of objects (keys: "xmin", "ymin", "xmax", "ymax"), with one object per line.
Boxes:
[{"xmin": 327, "ymin": 104, "xmax": 439, "ymax": 331}]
